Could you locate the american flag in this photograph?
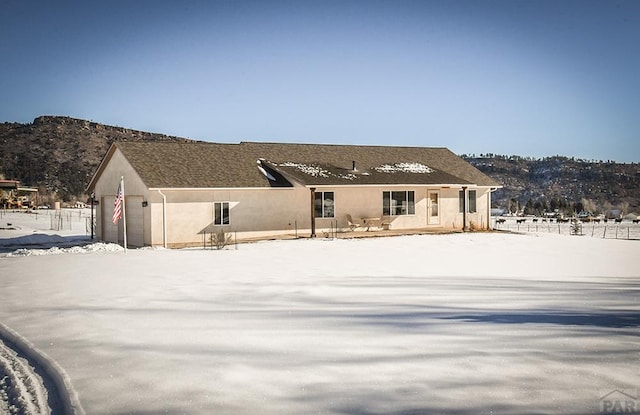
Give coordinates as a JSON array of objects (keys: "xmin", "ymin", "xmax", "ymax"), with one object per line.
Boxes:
[{"xmin": 112, "ymin": 179, "xmax": 123, "ymax": 224}]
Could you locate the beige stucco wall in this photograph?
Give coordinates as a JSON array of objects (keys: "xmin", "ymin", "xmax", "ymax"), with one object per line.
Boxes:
[
  {"xmin": 147, "ymin": 185, "xmax": 493, "ymax": 248},
  {"xmin": 320, "ymin": 186, "xmax": 492, "ymax": 232},
  {"xmin": 146, "ymin": 185, "xmax": 310, "ymax": 247},
  {"xmin": 93, "ymin": 149, "xmax": 150, "ymax": 245}
]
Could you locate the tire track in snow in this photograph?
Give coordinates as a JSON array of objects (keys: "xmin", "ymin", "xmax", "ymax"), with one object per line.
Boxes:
[
  {"xmin": 0, "ymin": 324, "xmax": 85, "ymax": 415},
  {"xmin": 0, "ymin": 338, "xmax": 50, "ymax": 414}
]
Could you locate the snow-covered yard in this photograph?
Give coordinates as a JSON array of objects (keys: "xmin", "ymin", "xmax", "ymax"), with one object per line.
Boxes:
[{"xmin": 0, "ymin": 210, "xmax": 638, "ymax": 414}]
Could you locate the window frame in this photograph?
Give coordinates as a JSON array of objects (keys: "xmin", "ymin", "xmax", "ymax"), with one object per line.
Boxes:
[
  {"xmin": 459, "ymin": 189, "xmax": 477, "ymax": 213},
  {"xmin": 383, "ymin": 190, "xmax": 415, "ymax": 216},
  {"xmin": 468, "ymin": 190, "xmax": 477, "ymax": 213},
  {"xmin": 214, "ymin": 201, "xmax": 230, "ymax": 225},
  {"xmin": 314, "ymin": 191, "xmax": 335, "ymax": 218}
]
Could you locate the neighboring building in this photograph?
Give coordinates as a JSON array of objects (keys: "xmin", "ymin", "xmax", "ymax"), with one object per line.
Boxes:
[
  {"xmin": 87, "ymin": 141, "xmax": 501, "ymax": 248},
  {"xmin": 0, "ymin": 180, "xmax": 38, "ymax": 209}
]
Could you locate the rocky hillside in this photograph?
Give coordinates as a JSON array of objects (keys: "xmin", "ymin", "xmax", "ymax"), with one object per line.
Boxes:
[
  {"xmin": 1, "ymin": 116, "xmax": 638, "ymax": 213},
  {"xmin": 0, "ymin": 116, "xmax": 195, "ymax": 201},
  {"xmin": 463, "ymin": 154, "xmax": 639, "ymax": 215}
]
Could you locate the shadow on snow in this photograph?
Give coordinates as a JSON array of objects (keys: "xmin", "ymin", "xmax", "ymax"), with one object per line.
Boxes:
[{"xmin": 440, "ymin": 311, "xmax": 640, "ymax": 328}]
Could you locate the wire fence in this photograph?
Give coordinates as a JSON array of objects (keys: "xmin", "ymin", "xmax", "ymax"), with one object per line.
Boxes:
[
  {"xmin": 49, "ymin": 210, "xmax": 73, "ymax": 231},
  {"xmin": 1, "ymin": 208, "xmax": 96, "ymax": 235},
  {"xmin": 44, "ymin": 209, "xmax": 94, "ymax": 235},
  {"xmin": 493, "ymin": 218, "xmax": 640, "ymax": 240}
]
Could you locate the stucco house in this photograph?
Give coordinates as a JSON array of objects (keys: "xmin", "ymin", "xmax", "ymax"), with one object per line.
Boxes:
[{"xmin": 87, "ymin": 141, "xmax": 501, "ymax": 248}]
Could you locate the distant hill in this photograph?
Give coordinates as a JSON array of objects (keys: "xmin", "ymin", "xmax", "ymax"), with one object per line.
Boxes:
[
  {"xmin": 462, "ymin": 154, "xmax": 639, "ymax": 215},
  {"xmin": 0, "ymin": 116, "xmax": 195, "ymax": 202},
  {"xmin": 1, "ymin": 116, "xmax": 638, "ymax": 213}
]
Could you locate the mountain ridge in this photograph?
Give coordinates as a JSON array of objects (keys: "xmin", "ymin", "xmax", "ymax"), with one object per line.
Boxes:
[
  {"xmin": 1, "ymin": 116, "xmax": 638, "ymax": 213},
  {"xmin": 0, "ymin": 115, "xmax": 196, "ymax": 201},
  {"xmin": 462, "ymin": 153, "xmax": 639, "ymax": 215}
]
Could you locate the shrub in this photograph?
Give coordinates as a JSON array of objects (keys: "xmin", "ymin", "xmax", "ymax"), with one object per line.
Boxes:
[{"xmin": 210, "ymin": 229, "xmax": 232, "ymax": 250}]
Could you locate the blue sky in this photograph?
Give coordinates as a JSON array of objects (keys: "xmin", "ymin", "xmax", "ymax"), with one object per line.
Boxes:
[{"xmin": 1, "ymin": 0, "xmax": 639, "ymax": 162}]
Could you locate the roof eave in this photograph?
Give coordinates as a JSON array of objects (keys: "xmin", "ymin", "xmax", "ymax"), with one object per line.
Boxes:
[
  {"xmin": 147, "ymin": 186, "xmax": 293, "ymax": 191},
  {"xmin": 304, "ymin": 183, "xmax": 495, "ymax": 188}
]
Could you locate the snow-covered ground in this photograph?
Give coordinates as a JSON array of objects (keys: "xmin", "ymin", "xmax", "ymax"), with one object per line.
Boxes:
[
  {"xmin": 0, "ymin": 210, "xmax": 639, "ymax": 414},
  {"xmin": 0, "ymin": 209, "xmax": 94, "ymax": 254}
]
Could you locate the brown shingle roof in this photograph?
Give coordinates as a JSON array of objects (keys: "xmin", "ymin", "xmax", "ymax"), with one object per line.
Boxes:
[{"xmin": 105, "ymin": 141, "xmax": 500, "ymax": 189}]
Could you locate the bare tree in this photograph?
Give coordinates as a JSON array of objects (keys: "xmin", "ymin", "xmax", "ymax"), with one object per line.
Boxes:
[
  {"xmin": 581, "ymin": 198, "xmax": 597, "ymax": 214},
  {"xmin": 618, "ymin": 201, "xmax": 630, "ymax": 216}
]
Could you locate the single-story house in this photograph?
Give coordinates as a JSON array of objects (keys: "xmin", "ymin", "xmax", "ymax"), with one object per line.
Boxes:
[{"xmin": 87, "ymin": 141, "xmax": 501, "ymax": 248}]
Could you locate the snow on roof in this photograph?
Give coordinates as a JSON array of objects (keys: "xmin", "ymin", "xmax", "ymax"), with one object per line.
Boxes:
[
  {"xmin": 257, "ymin": 160, "xmax": 276, "ymax": 181},
  {"xmin": 278, "ymin": 162, "xmax": 434, "ymax": 179},
  {"xmin": 374, "ymin": 163, "xmax": 434, "ymax": 174},
  {"xmin": 278, "ymin": 162, "xmax": 330, "ymax": 178}
]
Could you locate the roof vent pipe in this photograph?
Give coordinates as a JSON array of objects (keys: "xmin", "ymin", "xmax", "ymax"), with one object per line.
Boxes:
[{"xmin": 352, "ymin": 160, "xmax": 357, "ymax": 171}]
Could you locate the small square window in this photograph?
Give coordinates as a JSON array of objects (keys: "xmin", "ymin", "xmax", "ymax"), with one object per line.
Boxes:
[
  {"xmin": 214, "ymin": 202, "xmax": 230, "ymax": 225},
  {"xmin": 314, "ymin": 192, "xmax": 335, "ymax": 218}
]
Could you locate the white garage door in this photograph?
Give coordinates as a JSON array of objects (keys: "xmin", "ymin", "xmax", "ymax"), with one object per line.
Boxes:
[
  {"xmin": 101, "ymin": 196, "xmax": 118, "ymax": 244},
  {"xmin": 125, "ymin": 196, "xmax": 144, "ymax": 247},
  {"xmin": 101, "ymin": 195, "xmax": 144, "ymax": 247}
]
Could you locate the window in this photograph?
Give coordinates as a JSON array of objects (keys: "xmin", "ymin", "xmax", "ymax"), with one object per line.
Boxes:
[
  {"xmin": 383, "ymin": 191, "xmax": 415, "ymax": 216},
  {"xmin": 468, "ymin": 190, "xmax": 477, "ymax": 213},
  {"xmin": 314, "ymin": 192, "xmax": 334, "ymax": 218},
  {"xmin": 429, "ymin": 192, "xmax": 438, "ymax": 217},
  {"xmin": 214, "ymin": 202, "xmax": 230, "ymax": 225},
  {"xmin": 459, "ymin": 190, "xmax": 477, "ymax": 213}
]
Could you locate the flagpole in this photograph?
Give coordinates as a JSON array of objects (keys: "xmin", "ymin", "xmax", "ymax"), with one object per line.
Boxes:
[{"xmin": 121, "ymin": 176, "xmax": 128, "ymax": 252}]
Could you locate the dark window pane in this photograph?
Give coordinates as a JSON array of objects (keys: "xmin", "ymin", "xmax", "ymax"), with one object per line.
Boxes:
[
  {"xmin": 468, "ymin": 190, "xmax": 477, "ymax": 213},
  {"xmin": 324, "ymin": 192, "xmax": 334, "ymax": 218},
  {"xmin": 214, "ymin": 203, "xmax": 222, "ymax": 225},
  {"xmin": 222, "ymin": 202, "xmax": 230, "ymax": 224},
  {"xmin": 314, "ymin": 192, "xmax": 323, "ymax": 217},
  {"xmin": 391, "ymin": 191, "xmax": 404, "ymax": 215},
  {"xmin": 383, "ymin": 192, "xmax": 390, "ymax": 216},
  {"xmin": 408, "ymin": 191, "xmax": 415, "ymax": 214}
]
